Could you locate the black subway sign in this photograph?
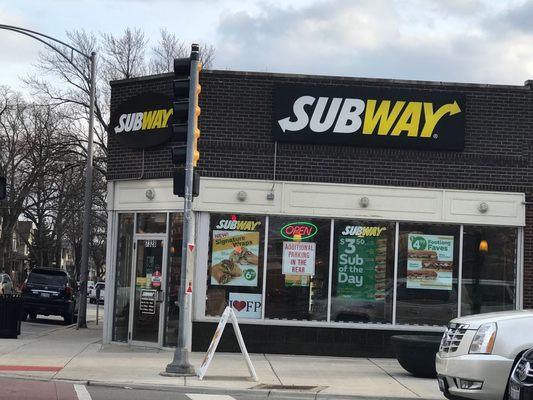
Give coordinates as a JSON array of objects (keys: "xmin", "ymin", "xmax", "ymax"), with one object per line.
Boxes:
[
  {"xmin": 272, "ymin": 84, "xmax": 465, "ymax": 150},
  {"xmin": 110, "ymin": 93, "xmax": 173, "ymax": 149}
]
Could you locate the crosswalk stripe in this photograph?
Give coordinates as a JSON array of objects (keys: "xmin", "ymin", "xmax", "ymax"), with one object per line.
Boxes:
[
  {"xmin": 186, "ymin": 394, "xmax": 235, "ymax": 400},
  {"xmin": 74, "ymin": 384, "xmax": 92, "ymax": 400}
]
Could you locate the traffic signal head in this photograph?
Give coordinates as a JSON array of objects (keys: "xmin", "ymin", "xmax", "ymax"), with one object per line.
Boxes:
[
  {"xmin": 171, "ymin": 145, "xmax": 187, "ymax": 165},
  {"xmin": 170, "ymin": 46, "xmax": 202, "ymax": 167},
  {"xmin": 171, "ymin": 60, "xmax": 191, "ymax": 142},
  {"xmin": 173, "ymin": 169, "xmax": 200, "ymax": 198},
  {"xmin": 0, "ymin": 176, "xmax": 6, "ymax": 200}
]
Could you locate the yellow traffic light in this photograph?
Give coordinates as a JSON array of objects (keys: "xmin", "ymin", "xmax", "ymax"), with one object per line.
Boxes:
[
  {"xmin": 192, "ymin": 81, "xmax": 201, "ymax": 166},
  {"xmin": 193, "ymin": 127, "xmax": 200, "ymax": 167}
]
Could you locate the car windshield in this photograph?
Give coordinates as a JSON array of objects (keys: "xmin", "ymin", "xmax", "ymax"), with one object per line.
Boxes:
[
  {"xmin": 28, "ymin": 271, "xmax": 68, "ymax": 285},
  {"xmin": 96, "ymin": 283, "xmax": 105, "ymax": 289}
]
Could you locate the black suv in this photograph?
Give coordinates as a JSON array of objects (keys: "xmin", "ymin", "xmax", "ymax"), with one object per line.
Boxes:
[{"xmin": 21, "ymin": 268, "xmax": 77, "ymax": 324}]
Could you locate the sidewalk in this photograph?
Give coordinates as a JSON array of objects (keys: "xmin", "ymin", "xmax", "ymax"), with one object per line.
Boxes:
[{"xmin": 0, "ymin": 321, "xmax": 445, "ymax": 400}]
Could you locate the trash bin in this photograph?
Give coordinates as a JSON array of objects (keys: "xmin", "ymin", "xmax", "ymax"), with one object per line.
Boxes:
[
  {"xmin": 0, "ymin": 294, "xmax": 24, "ymax": 338},
  {"xmin": 390, "ymin": 335, "xmax": 442, "ymax": 378}
]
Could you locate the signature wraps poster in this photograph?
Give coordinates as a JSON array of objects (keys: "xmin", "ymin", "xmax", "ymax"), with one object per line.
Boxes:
[
  {"xmin": 210, "ymin": 230, "xmax": 259, "ymax": 286},
  {"xmin": 337, "ymin": 226, "xmax": 387, "ymax": 301},
  {"xmin": 407, "ymin": 234, "xmax": 454, "ymax": 291}
]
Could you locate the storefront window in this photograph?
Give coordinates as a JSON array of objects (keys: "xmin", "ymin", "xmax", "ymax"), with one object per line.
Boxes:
[
  {"xmin": 136, "ymin": 213, "xmax": 167, "ymax": 234},
  {"xmin": 164, "ymin": 213, "xmax": 183, "ymax": 346},
  {"xmin": 206, "ymin": 214, "xmax": 265, "ymax": 318},
  {"xmin": 396, "ymin": 223, "xmax": 459, "ymax": 326},
  {"xmin": 199, "ymin": 213, "xmax": 521, "ymax": 328},
  {"xmin": 461, "ymin": 226, "xmax": 517, "ymax": 316},
  {"xmin": 331, "ymin": 221, "xmax": 394, "ymax": 324},
  {"xmin": 265, "ymin": 217, "xmax": 330, "ymax": 321},
  {"xmin": 112, "ymin": 214, "xmax": 134, "ymax": 342}
]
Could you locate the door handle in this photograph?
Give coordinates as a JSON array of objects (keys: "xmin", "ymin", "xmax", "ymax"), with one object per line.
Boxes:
[{"xmin": 156, "ymin": 290, "xmax": 164, "ymax": 303}]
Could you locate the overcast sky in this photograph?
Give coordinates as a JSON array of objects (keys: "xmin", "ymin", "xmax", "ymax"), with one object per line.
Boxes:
[{"xmin": 1, "ymin": 0, "xmax": 533, "ymax": 90}]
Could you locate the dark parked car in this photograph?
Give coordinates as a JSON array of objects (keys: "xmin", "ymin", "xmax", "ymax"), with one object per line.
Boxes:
[
  {"xmin": 508, "ymin": 348, "xmax": 533, "ymax": 400},
  {"xmin": 21, "ymin": 268, "xmax": 77, "ymax": 324}
]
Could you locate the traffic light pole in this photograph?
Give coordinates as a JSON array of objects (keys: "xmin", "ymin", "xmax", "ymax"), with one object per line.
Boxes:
[{"xmin": 163, "ymin": 46, "xmax": 200, "ymax": 376}]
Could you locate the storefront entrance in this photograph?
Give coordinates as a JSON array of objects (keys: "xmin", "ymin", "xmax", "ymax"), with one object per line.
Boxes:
[
  {"xmin": 111, "ymin": 212, "xmax": 183, "ymax": 348},
  {"xmin": 129, "ymin": 236, "xmax": 167, "ymax": 345}
]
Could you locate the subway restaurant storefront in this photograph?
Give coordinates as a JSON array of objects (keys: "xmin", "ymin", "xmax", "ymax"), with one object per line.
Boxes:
[{"xmin": 103, "ymin": 70, "xmax": 530, "ymax": 356}]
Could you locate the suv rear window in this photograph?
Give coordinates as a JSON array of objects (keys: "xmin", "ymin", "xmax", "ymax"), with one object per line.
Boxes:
[{"xmin": 28, "ymin": 270, "xmax": 68, "ymax": 285}]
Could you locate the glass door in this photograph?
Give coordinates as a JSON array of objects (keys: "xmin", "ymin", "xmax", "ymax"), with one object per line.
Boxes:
[{"xmin": 130, "ymin": 237, "xmax": 167, "ymax": 345}]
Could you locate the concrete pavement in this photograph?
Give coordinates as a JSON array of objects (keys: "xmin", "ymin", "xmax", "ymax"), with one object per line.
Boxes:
[{"xmin": 0, "ymin": 311, "xmax": 444, "ymax": 400}]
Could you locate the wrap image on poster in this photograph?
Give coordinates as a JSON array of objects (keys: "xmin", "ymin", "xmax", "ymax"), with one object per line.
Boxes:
[
  {"xmin": 407, "ymin": 234, "xmax": 454, "ymax": 291},
  {"xmin": 337, "ymin": 226, "xmax": 388, "ymax": 302},
  {"xmin": 210, "ymin": 230, "xmax": 259, "ymax": 286}
]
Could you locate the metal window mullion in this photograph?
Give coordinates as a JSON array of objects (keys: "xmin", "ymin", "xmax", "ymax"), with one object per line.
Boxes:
[
  {"xmin": 196, "ymin": 212, "xmax": 209, "ymax": 320},
  {"xmin": 457, "ymin": 225, "xmax": 464, "ymax": 318},
  {"xmin": 517, "ymin": 227, "xmax": 524, "ymax": 310},
  {"xmin": 107, "ymin": 210, "xmax": 118, "ymax": 343},
  {"xmin": 127, "ymin": 212, "xmax": 138, "ymax": 342},
  {"xmin": 327, "ymin": 219, "xmax": 334, "ymax": 323},
  {"xmin": 392, "ymin": 222, "xmax": 399, "ymax": 326},
  {"xmin": 261, "ymin": 215, "xmax": 269, "ymax": 320}
]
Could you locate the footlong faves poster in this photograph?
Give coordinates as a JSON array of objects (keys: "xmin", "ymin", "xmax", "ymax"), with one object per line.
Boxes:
[
  {"xmin": 210, "ymin": 230, "xmax": 259, "ymax": 287},
  {"xmin": 337, "ymin": 225, "xmax": 388, "ymax": 301},
  {"xmin": 407, "ymin": 234, "xmax": 454, "ymax": 291}
]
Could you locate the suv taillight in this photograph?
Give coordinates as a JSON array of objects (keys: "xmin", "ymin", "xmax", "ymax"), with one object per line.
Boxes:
[
  {"xmin": 21, "ymin": 282, "xmax": 27, "ymax": 292},
  {"xmin": 64, "ymin": 286, "xmax": 72, "ymax": 297}
]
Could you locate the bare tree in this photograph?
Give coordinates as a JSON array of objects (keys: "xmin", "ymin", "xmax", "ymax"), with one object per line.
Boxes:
[
  {"xmin": 150, "ymin": 28, "xmax": 187, "ymax": 74},
  {"xmin": 19, "ymin": 27, "xmax": 216, "ymax": 279},
  {"xmin": 101, "ymin": 28, "xmax": 148, "ymax": 81},
  {"xmin": 0, "ymin": 88, "xmax": 68, "ymax": 273},
  {"xmin": 198, "ymin": 43, "xmax": 216, "ymax": 70}
]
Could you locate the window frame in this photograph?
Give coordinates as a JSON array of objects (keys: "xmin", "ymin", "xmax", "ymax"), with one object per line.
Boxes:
[{"xmin": 195, "ymin": 213, "xmax": 523, "ymax": 331}]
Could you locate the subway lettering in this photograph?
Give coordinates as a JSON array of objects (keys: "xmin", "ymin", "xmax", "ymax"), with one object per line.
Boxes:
[
  {"xmin": 278, "ymin": 96, "xmax": 461, "ymax": 138},
  {"xmin": 114, "ymin": 108, "xmax": 173, "ymax": 134}
]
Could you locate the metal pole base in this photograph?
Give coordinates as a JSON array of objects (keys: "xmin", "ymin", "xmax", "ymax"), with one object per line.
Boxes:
[{"xmin": 160, "ymin": 347, "xmax": 196, "ymax": 377}]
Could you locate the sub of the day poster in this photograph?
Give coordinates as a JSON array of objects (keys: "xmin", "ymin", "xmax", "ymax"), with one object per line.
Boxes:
[
  {"xmin": 407, "ymin": 234, "xmax": 454, "ymax": 291},
  {"xmin": 337, "ymin": 234, "xmax": 387, "ymax": 302},
  {"xmin": 210, "ymin": 230, "xmax": 259, "ymax": 286},
  {"xmin": 282, "ymin": 242, "xmax": 316, "ymax": 276}
]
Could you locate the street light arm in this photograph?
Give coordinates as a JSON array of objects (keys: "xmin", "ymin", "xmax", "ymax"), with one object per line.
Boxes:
[
  {"xmin": 0, "ymin": 24, "xmax": 89, "ymax": 59},
  {"xmin": 0, "ymin": 25, "xmax": 91, "ymax": 81}
]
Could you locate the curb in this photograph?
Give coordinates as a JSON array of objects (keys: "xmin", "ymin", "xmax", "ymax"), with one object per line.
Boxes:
[
  {"xmin": 85, "ymin": 380, "xmax": 422, "ymax": 400},
  {"xmin": 0, "ymin": 373, "xmax": 425, "ymax": 400}
]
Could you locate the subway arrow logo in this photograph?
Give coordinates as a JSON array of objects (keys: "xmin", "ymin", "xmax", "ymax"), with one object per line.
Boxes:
[{"xmin": 272, "ymin": 84, "xmax": 466, "ymax": 151}]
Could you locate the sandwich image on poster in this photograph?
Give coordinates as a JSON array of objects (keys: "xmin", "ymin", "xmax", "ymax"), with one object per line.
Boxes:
[
  {"xmin": 407, "ymin": 234, "xmax": 453, "ymax": 291},
  {"xmin": 210, "ymin": 230, "xmax": 259, "ymax": 286}
]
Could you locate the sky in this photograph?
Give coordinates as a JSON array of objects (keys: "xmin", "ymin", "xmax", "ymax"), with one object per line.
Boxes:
[{"xmin": 1, "ymin": 0, "xmax": 533, "ymax": 91}]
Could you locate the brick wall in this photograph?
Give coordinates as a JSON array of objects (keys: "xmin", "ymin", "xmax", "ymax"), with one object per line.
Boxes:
[{"xmin": 109, "ymin": 70, "xmax": 533, "ymax": 308}]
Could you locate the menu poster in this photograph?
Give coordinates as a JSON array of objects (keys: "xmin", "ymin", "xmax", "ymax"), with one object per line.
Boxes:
[
  {"xmin": 407, "ymin": 234, "xmax": 454, "ymax": 291},
  {"xmin": 337, "ymin": 228, "xmax": 387, "ymax": 302},
  {"xmin": 210, "ymin": 230, "xmax": 259, "ymax": 286}
]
